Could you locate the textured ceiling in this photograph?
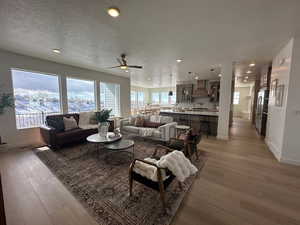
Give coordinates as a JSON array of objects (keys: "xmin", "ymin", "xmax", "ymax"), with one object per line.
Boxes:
[{"xmin": 0, "ymin": 0, "xmax": 299, "ymax": 87}]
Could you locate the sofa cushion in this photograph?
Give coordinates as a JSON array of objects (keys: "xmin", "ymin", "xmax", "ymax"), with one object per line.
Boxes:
[
  {"xmin": 80, "ymin": 124, "xmax": 98, "ymax": 130},
  {"xmin": 152, "ymin": 130, "xmax": 162, "ymax": 138},
  {"xmin": 122, "ymin": 126, "xmax": 140, "ymax": 134},
  {"xmin": 63, "ymin": 116, "xmax": 78, "ymax": 131},
  {"xmin": 56, "ymin": 128, "xmax": 97, "ymax": 141}
]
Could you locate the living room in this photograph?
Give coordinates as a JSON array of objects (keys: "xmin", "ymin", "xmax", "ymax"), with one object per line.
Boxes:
[{"xmin": 1, "ymin": 1, "xmax": 300, "ymax": 225}]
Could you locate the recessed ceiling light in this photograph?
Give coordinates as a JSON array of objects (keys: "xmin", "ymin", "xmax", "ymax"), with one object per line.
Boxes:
[
  {"xmin": 195, "ymin": 76, "xmax": 199, "ymax": 80},
  {"xmin": 120, "ymin": 65, "xmax": 127, "ymax": 70},
  {"xmin": 218, "ymin": 74, "xmax": 222, "ymax": 77},
  {"xmin": 249, "ymin": 63, "xmax": 255, "ymax": 67},
  {"xmin": 176, "ymin": 59, "xmax": 182, "ymax": 63},
  {"xmin": 125, "ymin": 70, "xmax": 129, "ymax": 73},
  {"xmin": 107, "ymin": 7, "xmax": 120, "ymax": 17},
  {"xmin": 52, "ymin": 49, "xmax": 61, "ymax": 54},
  {"xmin": 246, "ymin": 70, "xmax": 252, "ymax": 74},
  {"xmin": 245, "ymin": 76, "xmax": 249, "ymax": 79}
]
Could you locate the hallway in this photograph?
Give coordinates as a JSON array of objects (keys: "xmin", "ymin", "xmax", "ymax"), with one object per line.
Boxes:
[
  {"xmin": 173, "ymin": 119, "xmax": 300, "ymax": 225},
  {"xmin": 0, "ymin": 119, "xmax": 300, "ymax": 225}
]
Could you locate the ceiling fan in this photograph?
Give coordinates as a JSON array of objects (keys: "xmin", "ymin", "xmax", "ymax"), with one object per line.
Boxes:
[{"xmin": 108, "ymin": 54, "xmax": 143, "ymax": 70}]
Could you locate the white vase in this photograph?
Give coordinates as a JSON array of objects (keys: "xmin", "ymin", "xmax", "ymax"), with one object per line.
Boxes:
[{"xmin": 98, "ymin": 122, "xmax": 109, "ymax": 137}]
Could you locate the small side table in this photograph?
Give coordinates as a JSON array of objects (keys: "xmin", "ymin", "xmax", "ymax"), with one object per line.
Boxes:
[{"xmin": 175, "ymin": 125, "xmax": 190, "ymax": 138}]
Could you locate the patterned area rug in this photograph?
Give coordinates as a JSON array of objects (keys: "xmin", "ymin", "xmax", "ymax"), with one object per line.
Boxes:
[{"xmin": 35, "ymin": 136, "xmax": 206, "ymax": 225}]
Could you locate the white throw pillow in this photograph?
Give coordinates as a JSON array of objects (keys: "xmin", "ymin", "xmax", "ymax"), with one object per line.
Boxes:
[
  {"xmin": 63, "ymin": 116, "xmax": 78, "ymax": 131},
  {"xmin": 78, "ymin": 112, "xmax": 93, "ymax": 128}
]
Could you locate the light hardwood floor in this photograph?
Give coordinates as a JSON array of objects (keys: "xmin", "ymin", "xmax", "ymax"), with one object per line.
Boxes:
[{"xmin": 1, "ymin": 119, "xmax": 300, "ymax": 225}]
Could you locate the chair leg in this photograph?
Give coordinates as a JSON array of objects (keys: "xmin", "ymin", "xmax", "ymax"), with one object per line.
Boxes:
[
  {"xmin": 157, "ymin": 170, "xmax": 166, "ymax": 212},
  {"xmin": 158, "ymin": 181, "xmax": 166, "ymax": 212},
  {"xmin": 129, "ymin": 173, "xmax": 133, "ymax": 197}
]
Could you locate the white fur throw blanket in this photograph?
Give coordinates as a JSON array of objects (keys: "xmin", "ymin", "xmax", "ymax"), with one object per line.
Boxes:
[
  {"xmin": 133, "ymin": 150, "xmax": 198, "ymax": 182},
  {"xmin": 138, "ymin": 127, "xmax": 155, "ymax": 137}
]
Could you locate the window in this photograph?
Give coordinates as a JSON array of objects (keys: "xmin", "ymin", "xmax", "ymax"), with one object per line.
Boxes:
[
  {"xmin": 100, "ymin": 82, "xmax": 120, "ymax": 116},
  {"xmin": 160, "ymin": 92, "xmax": 169, "ymax": 104},
  {"xmin": 233, "ymin": 92, "xmax": 240, "ymax": 105},
  {"xmin": 151, "ymin": 92, "xmax": 160, "ymax": 104},
  {"xmin": 11, "ymin": 69, "xmax": 61, "ymax": 129},
  {"xmin": 137, "ymin": 92, "xmax": 145, "ymax": 107},
  {"xmin": 131, "ymin": 91, "xmax": 145, "ymax": 114},
  {"xmin": 169, "ymin": 93, "xmax": 176, "ymax": 104},
  {"xmin": 131, "ymin": 91, "xmax": 137, "ymax": 109},
  {"xmin": 67, "ymin": 77, "xmax": 95, "ymax": 113}
]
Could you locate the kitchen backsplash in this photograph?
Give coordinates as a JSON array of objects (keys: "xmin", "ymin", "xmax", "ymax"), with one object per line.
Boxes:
[{"xmin": 177, "ymin": 97, "xmax": 218, "ymax": 109}]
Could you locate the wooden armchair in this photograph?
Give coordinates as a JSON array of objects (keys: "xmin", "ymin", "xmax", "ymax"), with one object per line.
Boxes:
[
  {"xmin": 166, "ymin": 129, "xmax": 202, "ymax": 160},
  {"xmin": 129, "ymin": 145, "xmax": 179, "ymax": 211}
]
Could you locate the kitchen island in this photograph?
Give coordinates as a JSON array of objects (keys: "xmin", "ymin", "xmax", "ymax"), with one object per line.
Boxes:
[{"xmin": 160, "ymin": 110, "xmax": 219, "ymax": 136}]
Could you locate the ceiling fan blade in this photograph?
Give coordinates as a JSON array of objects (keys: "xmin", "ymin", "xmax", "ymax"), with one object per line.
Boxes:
[
  {"xmin": 128, "ymin": 65, "xmax": 143, "ymax": 69},
  {"xmin": 107, "ymin": 65, "xmax": 121, "ymax": 69}
]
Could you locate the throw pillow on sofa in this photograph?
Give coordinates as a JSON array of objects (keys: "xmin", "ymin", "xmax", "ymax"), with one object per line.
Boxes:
[
  {"xmin": 78, "ymin": 112, "xmax": 93, "ymax": 128},
  {"xmin": 46, "ymin": 117, "xmax": 65, "ymax": 132},
  {"xmin": 135, "ymin": 116, "xmax": 145, "ymax": 127},
  {"xmin": 143, "ymin": 121, "xmax": 163, "ymax": 128},
  {"xmin": 63, "ymin": 116, "xmax": 78, "ymax": 131}
]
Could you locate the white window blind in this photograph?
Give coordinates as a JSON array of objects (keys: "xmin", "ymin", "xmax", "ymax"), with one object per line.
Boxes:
[{"xmin": 100, "ymin": 82, "xmax": 120, "ymax": 116}]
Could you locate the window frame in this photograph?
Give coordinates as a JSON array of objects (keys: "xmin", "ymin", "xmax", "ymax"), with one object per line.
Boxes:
[
  {"xmin": 11, "ymin": 68, "xmax": 62, "ymax": 129},
  {"xmin": 66, "ymin": 76, "xmax": 96, "ymax": 113}
]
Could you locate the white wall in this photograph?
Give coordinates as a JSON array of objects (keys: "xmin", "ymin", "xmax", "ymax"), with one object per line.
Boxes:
[
  {"xmin": 266, "ymin": 38, "xmax": 300, "ymax": 165},
  {"xmin": 281, "ymin": 37, "xmax": 300, "ymax": 165},
  {"xmin": 0, "ymin": 49, "xmax": 130, "ymax": 148}
]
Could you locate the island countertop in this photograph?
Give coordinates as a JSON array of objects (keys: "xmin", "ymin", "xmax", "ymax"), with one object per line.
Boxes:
[{"xmin": 160, "ymin": 110, "xmax": 219, "ymax": 117}]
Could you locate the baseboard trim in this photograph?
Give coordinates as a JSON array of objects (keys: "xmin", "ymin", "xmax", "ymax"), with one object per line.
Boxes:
[
  {"xmin": 265, "ymin": 138, "xmax": 281, "ymax": 161},
  {"xmin": 217, "ymin": 135, "xmax": 229, "ymax": 140},
  {"xmin": 280, "ymin": 158, "xmax": 300, "ymax": 166}
]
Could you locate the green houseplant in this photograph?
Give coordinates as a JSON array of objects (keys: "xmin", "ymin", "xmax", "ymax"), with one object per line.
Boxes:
[
  {"xmin": 94, "ymin": 109, "xmax": 112, "ymax": 137},
  {"xmin": 0, "ymin": 92, "xmax": 14, "ymax": 144}
]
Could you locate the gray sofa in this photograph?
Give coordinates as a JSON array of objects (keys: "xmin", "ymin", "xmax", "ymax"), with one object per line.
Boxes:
[{"xmin": 120, "ymin": 115, "xmax": 177, "ymax": 142}]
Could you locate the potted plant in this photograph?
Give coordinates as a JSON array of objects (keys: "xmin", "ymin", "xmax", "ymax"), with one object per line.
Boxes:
[
  {"xmin": 0, "ymin": 92, "xmax": 14, "ymax": 144},
  {"xmin": 94, "ymin": 109, "xmax": 112, "ymax": 137}
]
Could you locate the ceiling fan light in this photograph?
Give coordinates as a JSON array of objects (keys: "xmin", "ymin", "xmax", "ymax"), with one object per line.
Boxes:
[{"xmin": 107, "ymin": 7, "xmax": 120, "ymax": 18}]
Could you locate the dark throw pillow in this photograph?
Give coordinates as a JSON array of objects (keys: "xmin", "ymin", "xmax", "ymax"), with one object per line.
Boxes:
[
  {"xmin": 46, "ymin": 117, "xmax": 65, "ymax": 132},
  {"xmin": 143, "ymin": 121, "xmax": 163, "ymax": 128}
]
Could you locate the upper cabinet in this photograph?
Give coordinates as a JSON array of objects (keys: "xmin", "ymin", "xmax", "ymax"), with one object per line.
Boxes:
[
  {"xmin": 176, "ymin": 79, "xmax": 220, "ymax": 103},
  {"xmin": 192, "ymin": 80, "xmax": 209, "ymax": 97},
  {"xmin": 176, "ymin": 84, "xmax": 193, "ymax": 103}
]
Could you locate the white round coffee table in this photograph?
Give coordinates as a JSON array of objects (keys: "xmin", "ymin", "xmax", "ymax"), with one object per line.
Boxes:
[
  {"xmin": 86, "ymin": 132, "xmax": 122, "ymax": 158},
  {"xmin": 87, "ymin": 132, "xmax": 122, "ymax": 144}
]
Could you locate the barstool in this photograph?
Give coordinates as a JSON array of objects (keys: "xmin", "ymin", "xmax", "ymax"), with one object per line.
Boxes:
[
  {"xmin": 175, "ymin": 125, "xmax": 190, "ymax": 138},
  {"xmin": 200, "ymin": 120, "xmax": 211, "ymax": 138}
]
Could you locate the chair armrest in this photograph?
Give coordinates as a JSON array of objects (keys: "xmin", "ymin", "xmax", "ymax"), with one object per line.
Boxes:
[
  {"xmin": 40, "ymin": 125, "xmax": 57, "ymax": 148},
  {"xmin": 130, "ymin": 158, "xmax": 166, "ymax": 170},
  {"xmin": 120, "ymin": 118, "xmax": 130, "ymax": 128},
  {"xmin": 158, "ymin": 122, "xmax": 177, "ymax": 141},
  {"xmin": 40, "ymin": 125, "xmax": 56, "ymax": 132}
]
